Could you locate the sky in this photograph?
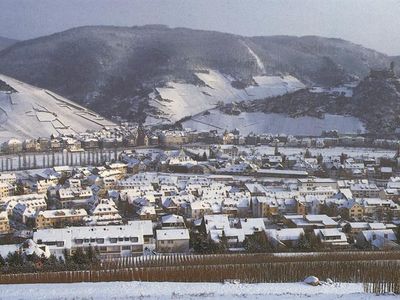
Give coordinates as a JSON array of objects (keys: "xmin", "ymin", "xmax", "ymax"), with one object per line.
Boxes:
[{"xmin": 0, "ymin": 0, "xmax": 400, "ymax": 55}]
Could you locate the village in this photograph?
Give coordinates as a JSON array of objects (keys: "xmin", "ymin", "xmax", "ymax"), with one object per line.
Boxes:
[{"xmin": 0, "ymin": 125, "xmax": 400, "ymax": 270}]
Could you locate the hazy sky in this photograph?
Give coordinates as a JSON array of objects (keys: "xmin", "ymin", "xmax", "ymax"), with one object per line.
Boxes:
[{"xmin": 1, "ymin": 0, "xmax": 400, "ymax": 55}]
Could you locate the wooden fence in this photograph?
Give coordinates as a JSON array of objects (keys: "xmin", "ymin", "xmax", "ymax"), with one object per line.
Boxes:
[{"xmin": 1, "ymin": 251, "xmax": 400, "ymax": 294}]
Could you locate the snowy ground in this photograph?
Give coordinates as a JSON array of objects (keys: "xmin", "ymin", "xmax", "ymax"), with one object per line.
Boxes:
[
  {"xmin": 182, "ymin": 109, "xmax": 365, "ymax": 136},
  {"xmin": 0, "ymin": 281, "xmax": 396, "ymax": 300},
  {"xmin": 148, "ymin": 69, "xmax": 305, "ymax": 124}
]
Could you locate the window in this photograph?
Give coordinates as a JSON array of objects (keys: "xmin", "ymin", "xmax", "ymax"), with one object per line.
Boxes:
[
  {"xmin": 84, "ymin": 239, "xmax": 90, "ymax": 243},
  {"xmin": 124, "ymin": 237, "xmax": 129, "ymax": 241},
  {"xmin": 96, "ymin": 238, "xmax": 104, "ymax": 244},
  {"xmin": 118, "ymin": 237, "xmax": 124, "ymax": 242},
  {"xmin": 109, "ymin": 238, "xmax": 117, "ymax": 243},
  {"xmin": 130, "ymin": 237, "xmax": 138, "ymax": 242},
  {"xmin": 75, "ymin": 239, "xmax": 83, "ymax": 244},
  {"xmin": 121, "ymin": 246, "xmax": 130, "ymax": 250},
  {"xmin": 90, "ymin": 238, "xmax": 95, "ymax": 243}
]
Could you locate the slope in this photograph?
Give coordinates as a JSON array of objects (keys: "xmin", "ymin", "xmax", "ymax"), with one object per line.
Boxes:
[{"xmin": 0, "ymin": 74, "xmax": 115, "ymax": 142}]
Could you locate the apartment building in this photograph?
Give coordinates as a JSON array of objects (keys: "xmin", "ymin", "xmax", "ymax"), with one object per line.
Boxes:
[
  {"xmin": 33, "ymin": 221, "xmax": 154, "ymax": 258},
  {"xmin": 36, "ymin": 209, "xmax": 88, "ymax": 229}
]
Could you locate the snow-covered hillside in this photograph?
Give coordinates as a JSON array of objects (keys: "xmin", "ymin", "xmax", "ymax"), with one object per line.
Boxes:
[
  {"xmin": 0, "ymin": 74, "xmax": 115, "ymax": 142},
  {"xmin": 182, "ymin": 109, "xmax": 365, "ymax": 136},
  {"xmin": 148, "ymin": 70, "xmax": 305, "ymax": 123},
  {"xmin": 0, "ymin": 281, "xmax": 395, "ymax": 300}
]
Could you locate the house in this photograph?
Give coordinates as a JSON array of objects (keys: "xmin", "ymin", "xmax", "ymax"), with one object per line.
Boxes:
[
  {"xmin": 361, "ymin": 198, "xmax": 398, "ymax": 216},
  {"xmin": 2, "ymin": 193, "xmax": 47, "ymax": 212},
  {"xmin": 161, "ymin": 214, "xmax": 186, "ymax": 228},
  {"xmin": 356, "ymin": 229, "xmax": 399, "ymax": 250},
  {"xmin": 200, "ymin": 215, "xmax": 267, "ymax": 248},
  {"xmin": 33, "ymin": 221, "xmax": 155, "ymax": 258},
  {"xmin": 138, "ymin": 205, "xmax": 157, "ymax": 221},
  {"xmin": 350, "ymin": 183, "xmax": 380, "ymax": 198},
  {"xmin": 107, "ymin": 163, "xmax": 128, "ymax": 175},
  {"xmin": 0, "ymin": 239, "xmax": 50, "ymax": 260},
  {"xmin": 57, "ymin": 187, "xmax": 93, "ymax": 208},
  {"xmin": 343, "ymin": 222, "xmax": 397, "ymax": 240},
  {"xmin": 3, "ymin": 138, "xmax": 23, "ymax": 153},
  {"xmin": 35, "ymin": 179, "xmax": 57, "ymax": 194},
  {"xmin": 285, "ymin": 214, "xmax": 338, "ymax": 230},
  {"xmin": 4, "ymin": 194, "xmax": 47, "ymax": 225},
  {"xmin": 343, "ymin": 200, "xmax": 364, "ymax": 220},
  {"xmin": 298, "ymin": 186, "xmax": 337, "ymax": 198},
  {"xmin": 156, "ymin": 229, "xmax": 190, "ymax": 253},
  {"xmin": 102, "ymin": 177, "xmax": 118, "ymax": 189},
  {"xmin": 36, "ymin": 209, "xmax": 88, "ymax": 229},
  {"xmin": 252, "ymin": 196, "xmax": 279, "ymax": 218},
  {"xmin": 13, "ymin": 203, "xmax": 37, "ymax": 225},
  {"xmin": 89, "ymin": 199, "xmax": 122, "ymax": 225},
  {"xmin": 31, "ymin": 169, "xmax": 60, "ymax": 184},
  {"xmin": 265, "ymin": 228, "xmax": 305, "ymax": 248},
  {"xmin": 159, "ymin": 131, "xmax": 188, "ymax": 146},
  {"xmin": 189, "ymin": 201, "xmax": 213, "ymax": 219},
  {"xmin": 297, "ymin": 178, "xmax": 338, "ymax": 190},
  {"xmin": 0, "ymin": 211, "xmax": 10, "ymax": 234},
  {"xmin": 313, "ymin": 228, "xmax": 349, "ymax": 247},
  {"xmin": 221, "ymin": 198, "xmax": 239, "ymax": 216},
  {"xmin": 23, "ymin": 139, "xmax": 41, "ymax": 152},
  {"xmin": 53, "ymin": 166, "xmax": 74, "ymax": 178},
  {"xmin": 0, "ymin": 182, "xmax": 14, "ymax": 199},
  {"xmin": 0, "ymin": 173, "xmax": 17, "ymax": 185}
]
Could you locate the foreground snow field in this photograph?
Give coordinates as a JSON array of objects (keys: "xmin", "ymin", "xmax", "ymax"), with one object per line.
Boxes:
[{"xmin": 0, "ymin": 281, "xmax": 397, "ymax": 300}]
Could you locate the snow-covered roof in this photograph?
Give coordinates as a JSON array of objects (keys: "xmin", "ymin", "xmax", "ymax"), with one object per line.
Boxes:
[
  {"xmin": 161, "ymin": 214, "xmax": 185, "ymax": 224},
  {"xmin": 156, "ymin": 229, "xmax": 189, "ymax": 241}
]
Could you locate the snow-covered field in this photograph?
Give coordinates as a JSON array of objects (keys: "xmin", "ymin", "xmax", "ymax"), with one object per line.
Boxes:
[
  {"xmin": 0, "ymin": 281, "xmax": 396, "ymax": 300},
  {"xmin": 183, "ymin": 109, "xmax": 365, "ymax": 136},
  {"xmin": 148, "ymin": 69, "xmax": 305, "ymax": 124},
  {"xmin": 0, "ymin": 74, "xmax": 115, "ymax": 143}
]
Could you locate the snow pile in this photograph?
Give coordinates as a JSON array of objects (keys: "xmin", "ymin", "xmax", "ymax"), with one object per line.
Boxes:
[
  {"xmin": 0, "ymin": 74, "xmax": 115, "ymax": 143},
  {"xmin": 0, "ymin": 281, "xmax": 395, "ymax": 300},
  {"xmin": 182, "ymin": 109, "xmax": 365, "ymax": 136},
  {"xmin": 304, "ymin": 276, "xmax": 320, "ymax": 286},
  {"xmin": 149, "ymin": 69, "xmax": 305, "ymax": 123}
]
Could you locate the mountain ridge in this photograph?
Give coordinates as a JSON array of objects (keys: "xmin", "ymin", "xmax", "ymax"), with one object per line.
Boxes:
[{"xmin": 0, "ymin": 25, "xmax": 397, "ymax": 124}]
